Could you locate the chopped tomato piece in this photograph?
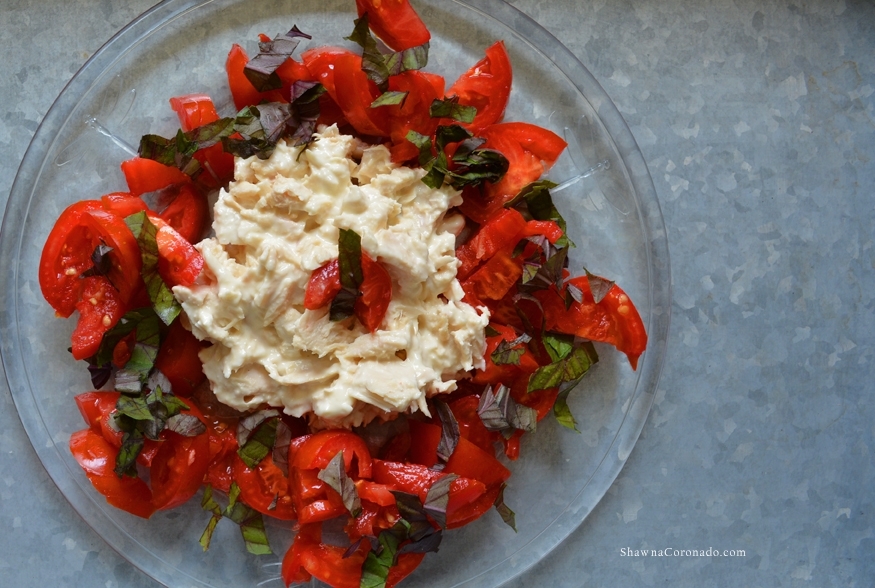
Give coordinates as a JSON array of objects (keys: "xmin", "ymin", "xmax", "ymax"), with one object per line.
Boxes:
[
  {"xmin": 150, "ymin": 427, "xmax": 211, "ymax": 511},
  {"xmin": 225, "ymin": 44, "xmax": 285, "ymax": 110},
  {"xmin": 446, "ymin": 41, "xmax": 512, "ymax": 133},
  {"xmin": 292, "ymin": 429, "xmax": 372, "ymax": 478},
  {"xmin": 169, "ymin": 93, "xmax": 220, "ymax": 132},
  {"xmin": 233, "ymin": 454, "xmax": 298, "ymax": 520},
  {"xmin": 71, "ymin": 276, "xmax": 125, "ymax": 360},
  {"xmin": 157, "ymin": 183, "xmax": 209, "ymax": 244},
  {"xmin": 537, "ymin": 277, "xmax": 647, "ymax": 369},
  {"xmin": 304, "ymin": 259, "xmax": 341, "ymax": 310},
  {"xmin": 154, "ymin": 318, "xmax": 206, "ymax": 397},
  {"xmin": 69, "ymin": 429, "xmax": 155, "ymax": 519},
  {"xmin": 120, "ymin": 157, "xmax": 191, "ymax": 196},
  {"xmin": 355, "ymin": 0, "xmax": 431, "ymax": 51}
]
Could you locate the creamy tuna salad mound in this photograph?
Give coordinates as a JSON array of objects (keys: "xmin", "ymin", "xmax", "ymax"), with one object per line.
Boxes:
[{"xmin": 173, "ymin": 125, "xmax": 489, "ymax": 428}]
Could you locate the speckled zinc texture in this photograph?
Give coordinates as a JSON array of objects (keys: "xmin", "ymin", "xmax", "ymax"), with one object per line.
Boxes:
[{"xmin": 2, "ymin": 0, "xmax": 873, "ymax": 587}]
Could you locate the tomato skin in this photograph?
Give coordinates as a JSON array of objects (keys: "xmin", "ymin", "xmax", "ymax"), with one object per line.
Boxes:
[
  {"xmin": 121, "ymin": 157, "xmax": 191, "ymax": 196},
  {"xmin": 69, "ymin": 429, "xmax": 156, "ymax": 519},
  {"xmin": 383, "ymin": 70, "xmax": 443, "ymax": 161},
  {"xmin": 446, "ymin": 41, "xmax": 512, "ymax": 133},
  {"xmin": 462, "ymin": 249, "xmax": 523, "ymax": 302},
  {"xmin": 355, "ymin": 0, "xmax": 430, "ymax": 51},
  {"xmin": 70, "ymin": 276, "xmax": 126, "ymax": 361},
  {"xmin": 150, "ymin": 427, "xmax": 211, "ymax": 511},
  {"xmin": 456, "ymin": 207, "xmax": 527, "ymax": 280},
  {"xmin": 204, "ymin": 425, "xmax": 237, "ymax": 493},
  {"xmin": 282, "ymin": 524, "xmax": 368, "ymax": 588},
  {"xmin": 154, "ymin": 318, "xmax": 206, "ymax": 397}
]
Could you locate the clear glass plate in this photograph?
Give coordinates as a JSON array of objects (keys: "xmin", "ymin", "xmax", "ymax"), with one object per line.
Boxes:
[{"xmin": 1, "ymin": 0, "xmax": 670, "ymax": 586}]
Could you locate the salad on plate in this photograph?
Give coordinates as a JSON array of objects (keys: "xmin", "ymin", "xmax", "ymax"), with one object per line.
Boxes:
[{"xmin": 36, "ymin": 1, "xmax": 647, "ymax": 586}]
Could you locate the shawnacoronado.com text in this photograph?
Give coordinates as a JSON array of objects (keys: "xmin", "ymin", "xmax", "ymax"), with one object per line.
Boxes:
[{"xmin": 620, "ymin": 548, "xmax": 746, "ymax": 557}]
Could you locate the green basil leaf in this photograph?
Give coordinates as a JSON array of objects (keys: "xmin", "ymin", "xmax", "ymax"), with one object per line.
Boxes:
[
  {"xmin": 330, "ymin": 228, "xmax": 364, "ymax": 322},
  {"xmin": 113, "ymin": 429, "xmax": 144, "ymax": 478},
  {"xmin": 371, "ymin": 90, "xmax": 409, "ymax": 108},
  {"xmin": 553, "ymin": 385, "xmax": 580, "ymax": 432},
  {"xmin": 542, "ymin": 332, "xmax": 574, "ymax": 363},
  {"xmin": 347, "ymin": 14, "xmax": 428, "ymax": 91},
  {"xmin": 237, "ymin": 416, "xmax": 279, "ymax": 468},
  {"xmin": 490, "ymin": 333, "xmax": 532, "ymax": 366},
  {"xmin": 224, "ymin": 483, "xmax": 273, "ymax": 555},
  {"xmin": 360, "ymin": 522, "xmax": 406, "ymax": 588},
  {"xmin": 237, "ymin": 409, "xmax": 280, "ymax": 448},
  {"xmin": 429, "ymin": 96, "xmax": 476, "ymax": 123},
  {"xmin": 527, "ymin": 341, "xmax": 598, "ymax": 393},
  {"xmin": 199, "ymin": 485, "xmax": 224, "ymax": 551},
  {"xmin": 477, "ymin": 384, "xmax": 537, "ymax": 434},
  {"xmin": 165, "ymin": 413, "xmax": 207, "ymax": 437},
  {"xmin": 317, "ymin": 451, "xmax": 362, "ymax": 517}
]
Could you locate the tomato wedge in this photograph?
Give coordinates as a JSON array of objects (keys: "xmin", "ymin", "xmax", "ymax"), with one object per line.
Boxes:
[
  {"xmin": 292, "ymin": 429, "xmax": 372, "ymax": 478},
  {"xmin": 121, "ymin": 157, "xmax": 191, "ymax": 196},
  {"xmin": 355, "ymin": 0, "xmax": 430, "ymax": 51},
  {"xmin": 150, "ymin": 427, "xmax": 211, "ymax": 511},
  {"xmin": 233, "ymin": 454, "xmax": 298, "ymax": 520},
  {"xmin": 157, "ymin": 183, "xmax": 209, "ymax": 244},
  {"xmin": 169, "ymin": 93, "xmax": 220, "ymax": 132},
  {"xmin": 70, "ymin": 276, "xmax": 126, "ymax": 360},
  {"xmin": 446, "ymin": 41, "xmax": 512, "ymax": 133},
  {"xmin": 304, "ymin": 254, "xmax": 392, "ymax": 332},
  {"xmin": 69, "ymin": 429, "xmax": 155, "ymax": 519},
  {"xmin": 148, "ymin": 214, "xmax": 205, "ymax": 288},
  {"xmin": 225, "ymin": 44, "xmax": 285, "ymax": 110},
  {"xmin": 537, "ymin": 277, "xmax": 647, "ymax": 369},
  {"xmin": 154, "ymin": 318, "xmax": 206, "ymax": 397}
]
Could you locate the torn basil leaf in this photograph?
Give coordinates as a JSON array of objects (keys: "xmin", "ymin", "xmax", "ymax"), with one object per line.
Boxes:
[
  {"xmin": 273, "ymin": 419, "xmax": 293, "ymax": 477},
  {"xmin": 527, "ymin": 341, "xmax": 598, "ymax": 393},
  {"xmin": 407, "ymin": 124, "xmax": 504, "ymax": 190},
  {"xmin": 124, "ymin": 211, "xmax": 182, "ymax": 325},
  {"xmin": 542, "ymin": 332, "xmax": 575, "ymax": 363},
  {"xmin": 477, "ymin": 384, "xmax": 537, "ymax": 435},
  {"xmin": 429, "ymin": 96, "xmax": 476, "ymax": 123},
  {"xmin": 346, "ymin": 14, "xmax": 428, "ymax": 91},
  {"xmin": 360, "ymin": 522, "xmax": 406, "ymax": 588},
  {"xmin": 553, "ymin": 386, "xmax": 580, "ymax": 432},
  {"xmin": 215, "ymin": 482, "xmax": 273, "ymax": 555},
  {"xmin": 199, "ymin": 485, "xmax": 224, "ymax": 551},
  {"xmin": 505, "ymin": 179, "xmax": 572, "ymax": 247},
  {"xmin": 244, "ymin": 27, "xmax": 311, "ymax": 92},
  {"xmin": 433, "ymin": 400, "xmax": 460, "ymax": 466},
  {"xmin": 237, "ymin": 409, "xmax": 280, "ymax": 447},
  {"xmin": 493, "ymin": 483, "xmax": 517, "ymax": 532},
  {"xmin": 585, "ymin": 268, "xmax": 616, "ymax": 304},
  {"xmin": 330, "ymin": 228, "xmax": 364, "ymax": 322},
  {"xmin": 423, "ymin": 473, "xmax": 457, "ymax": 529},
  {"xmin": 114, "ymin": 429, "xmax": 144, "ymax": 478},
  {"xmin": 317, "ymin": 451, "xmax": 362, "ymax": 517},
  {"xmin": 490, "ymin": 333, "xmax": 532, "ymax": 366},
  {"xmin": 237, "ymin": 414, "xmax": 279, "ymax": 468},
  {"xmin": 371, "ymin": 90, "xmax": 409, "ymax": 108},
  {"xmin": 81, "ymin": 244, "xmax": 114, "ymax": 279},
  {"xmin": 165, "ymin": 413, "xmax": 207, "ymax": 436}
]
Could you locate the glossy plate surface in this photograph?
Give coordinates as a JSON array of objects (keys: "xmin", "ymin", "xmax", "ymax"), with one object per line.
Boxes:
[{"xmin": 1, "ymin": 0, "xmax": 670, "ymax": 586}]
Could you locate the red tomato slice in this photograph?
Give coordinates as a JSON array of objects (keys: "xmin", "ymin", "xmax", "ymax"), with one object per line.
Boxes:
[
  {"xmin": 283, "ymin": 524, "xmax": 368, "ymax": 588},
  {"xmin": 355, "ymin": 0, "xmax": 431, "ymax": 51},
  {"xmin": 292, "ymin": 429, "xmax": 373, "ymax": 478},
  {"xmin": 455, "ymin": 207, "xmax": 527, "ymax": 279},
  {"xmin": 74, "ymin": 391, "xmax": 120, "ymax": 431},
  {"xmin": 154, "ymin": 318, "xmax": 206, "ymax": 397},
  {"xmin": 330, "ymin": 53, "xmax": 389, "ymax": 137},
  {"xmin": 462, "ymin": 249, "xmax": 523, "ymax": 302},
  {"xmin": 204, "ymin": 425, "xmax": 237, "ymax": 494},
  {"xmin": 157, "ymin": 183, "xmax": 209, "ymax": 244},
  {"xmin": 446, "ymin": 41, "xmax": 512, "ymax": 133},
  {"xmin": 70, "ymin": 276, "xmax": 126, "ymax": 360},
  {"xmin": 537, "ymin": 277, "xmax": 647, "ymax": 369},
  {"xmin": 69, "ymin": 429, "xmax": 155, "ymax": 519},
  {"xmin": 150, "ymin": 428, "xmax": 211, "ymax": 511},
  {"xmin": 169, "ymin": 94, "xmax": 219, "ymax": 132},
  {"xmin": 225, "ymin": 44, "xmax": 285, "ymax": 110},
  {"xmin": 148, "ymin": 214, "xmax": 205, "ymax": 288},
  {"xmin": 383, "ymin": 70, "xmax": 443, "ymax": 150},
  {"xmin": 120, "ymin": 157, "xmax": 191, "ymax": 196},
  {"xmin": 355, "ymin": 254, "xmax": 392, "ymax": 332},
  {"xmin": 39, "ymin": 200, "xmax": 138, "ymax": 317},
  {"xmin": 304, "ymin": 259, "xmax": 341, "ymax": 310},
  {"xmin": 233, "ymin": 454, "xmax": 298, "ymax": 520},
  {"xmin": 458, "ymin": 122, "xmax": 567, "ymax": 223}
]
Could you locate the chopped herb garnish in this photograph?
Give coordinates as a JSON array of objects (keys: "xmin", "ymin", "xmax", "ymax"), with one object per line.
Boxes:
[
  {"xmin": 423, "ymin": 473, "xmax": 457, "ymax": 529},
  {"xmin": 527, "ymin": 341, "xmax": 598, "ymax": 393},
  {"xmin": 346, "ymin": 14, "xmax": 428, "ymax": 91},
  {"xmin": 407, "ymin": 124, "xmax": 507, "ymax": 189},
  {"xmin": 433, "ymin": 400, "xmax": 460, "ymax": 466},
  {"xmin": 493, "ymin": 483, "xmax": 517, "ymax": 531},
  {"xmin": 371, "ymin": 90, "xmax": 409, "ymax": 108},
  {"xmin": 124, "ymin": 211, "xmax": 182, "ymax": 325},
  {"xmin": 585, "ymin": 268, "xmax": 616, "ymax": 304},
  {"xmin": 490, "ymin": 333, "xmax": 532, "ymax": 366},
  {"xmin": 237, "ymin": 413, "xmax": 279, "ymax": 468},
  {"xmin": 429, "ymin": 96, "xmax": 476, "ymax": 123},
  {"xmin": 477, "ymin": 384, "xmax": 537, "ymax": 436},
  {"xmin": 244, "ymin": 26, "xmax": 311, "ymax": 92},
  {"xmin": 317, "ymin": 451, "xmax": 362, "ymax": 517},
  {"xmin": 330, "ymin": 228, "xmax": 364, "ymax": 322},
  {"xmin": 200, "ymin": 483, "xmax": 272, "ymax": 555}
]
